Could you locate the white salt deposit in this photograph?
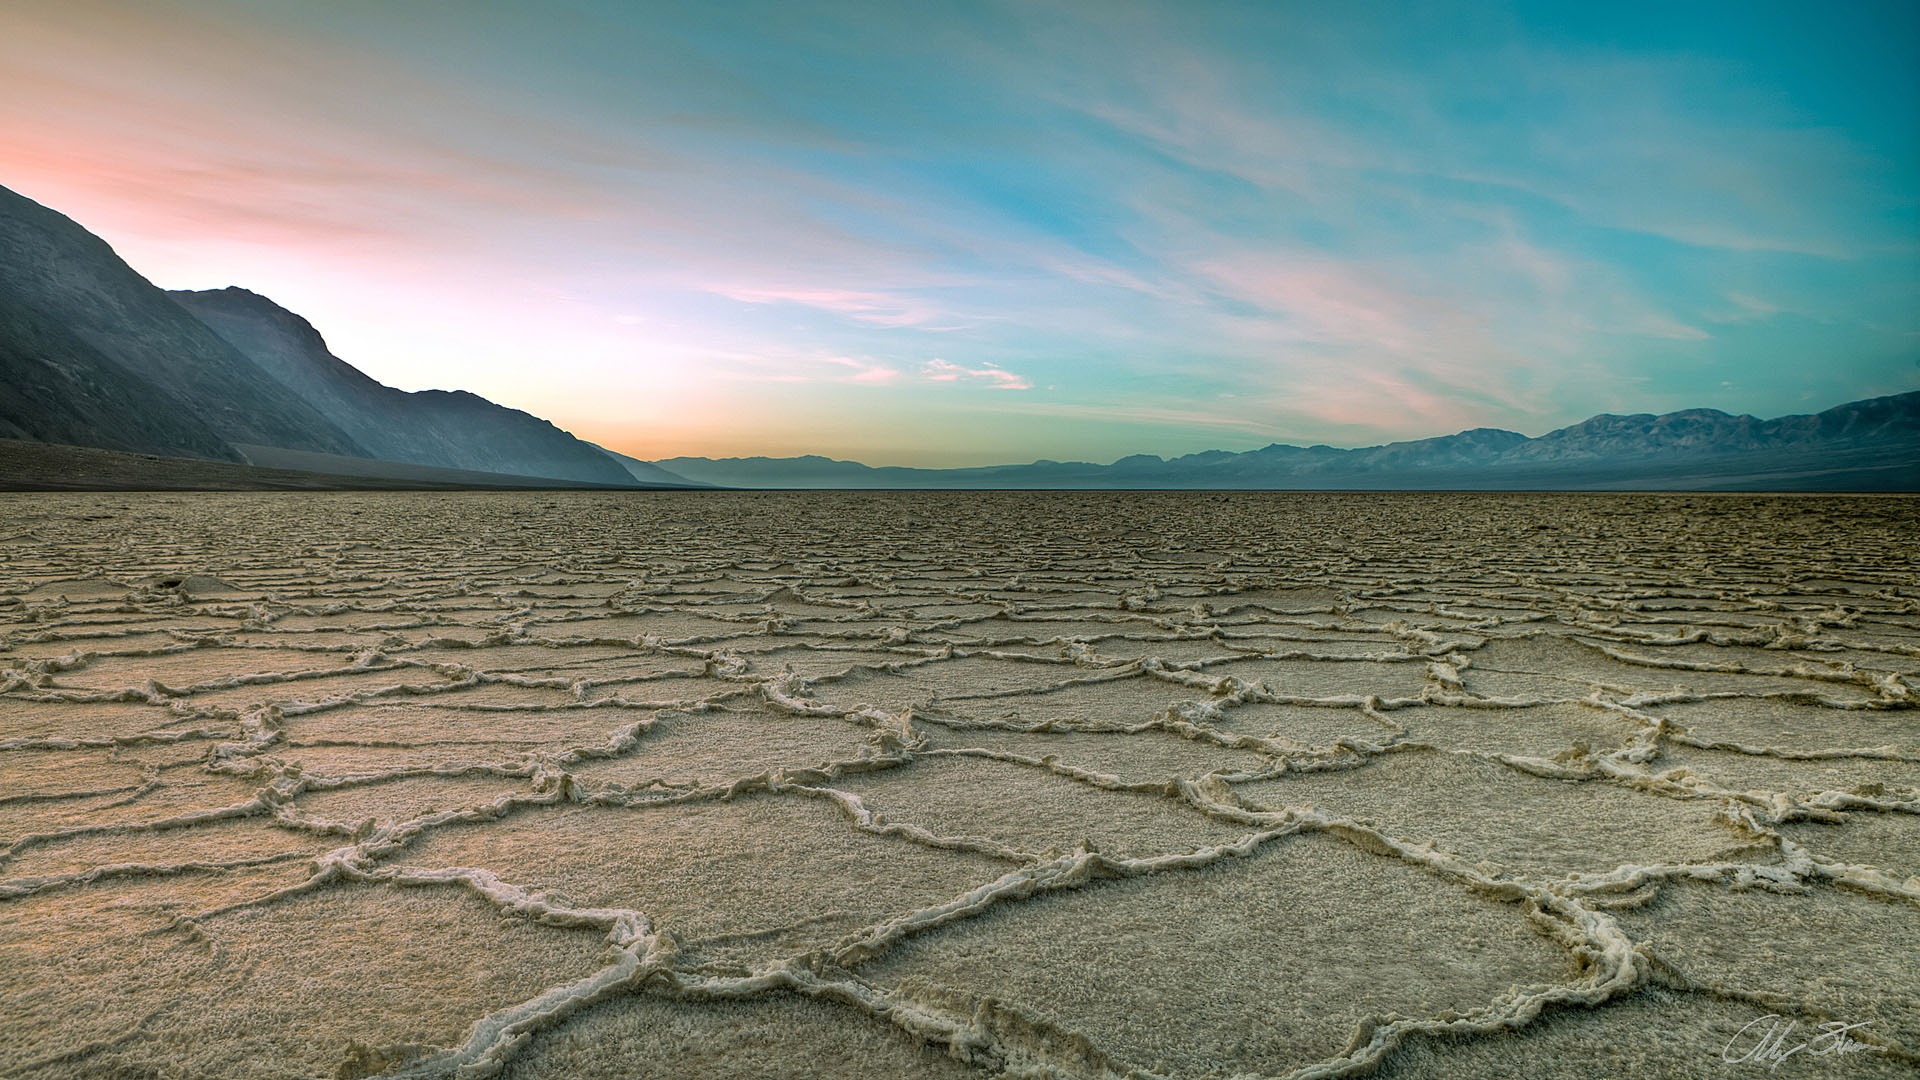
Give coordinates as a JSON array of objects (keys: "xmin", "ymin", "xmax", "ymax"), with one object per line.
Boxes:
[{"xmin": 0, "ymin": 490, "xmax": 1915, "ymax": 1078}]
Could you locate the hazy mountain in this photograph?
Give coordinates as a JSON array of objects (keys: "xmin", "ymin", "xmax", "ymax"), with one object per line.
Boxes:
[
  {"xmin": 0, "ymin": 184, "xmax": 365, "ymax": 460},
  {"xmin": 655, "ymin": 392, "xmax": 1920, "ymax": 491},
  {"xmin": 592, "ymin": 445, "xmax": 706, "ymax": 487},
  {"xmin": 653, "ymin": 454, "xmax": 913, "ymax": 488},
  {"xmin": 172, "ymin": 287, "xmax": 636, "ymax": 485}
]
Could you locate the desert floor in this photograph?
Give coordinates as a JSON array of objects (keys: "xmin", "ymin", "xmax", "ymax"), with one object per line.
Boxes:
[{"xmin": 1, "ymin": 490, "xmax": 1915, "ymax": 1079}]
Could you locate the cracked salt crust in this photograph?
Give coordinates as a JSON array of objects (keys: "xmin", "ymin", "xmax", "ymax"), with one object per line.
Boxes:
[{"xmin": 0, "ymin": 489, "xmax": 1915, "ymax": 1078}]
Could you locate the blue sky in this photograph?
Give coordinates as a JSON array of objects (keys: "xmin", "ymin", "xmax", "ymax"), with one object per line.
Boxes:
[{"xmin": 3, "ymin": 0, "xmax": 1915, "ymax": 464}]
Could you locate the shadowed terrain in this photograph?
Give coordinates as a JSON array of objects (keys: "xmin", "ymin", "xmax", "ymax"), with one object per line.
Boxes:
[{"xmin": 0, "ymin": 440, "xmax": 671, "ymax": 492}]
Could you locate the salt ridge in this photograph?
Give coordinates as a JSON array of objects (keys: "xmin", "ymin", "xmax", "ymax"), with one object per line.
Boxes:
[{"xmin": 0, "ymin": 490, "xmax": 1915, "ymax": 1078}]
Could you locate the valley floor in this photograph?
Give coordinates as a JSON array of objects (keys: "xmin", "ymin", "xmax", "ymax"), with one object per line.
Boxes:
[{"xmin": 1, "ymin": 490, "xmax": 1915, "ymax": 1079}]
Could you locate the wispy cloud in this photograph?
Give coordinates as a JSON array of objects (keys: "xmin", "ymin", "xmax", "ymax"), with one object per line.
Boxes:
[
  {"xmin": 825, "ymin": 355, "xmax": 902, "ymax": 384},
  {"xmin": 708, "ymin": 285, "xmax": 959, "ymax": 330},
  {"xmin": 921, "ymin": 358, "xmax": 1032, "ymax": 390}
]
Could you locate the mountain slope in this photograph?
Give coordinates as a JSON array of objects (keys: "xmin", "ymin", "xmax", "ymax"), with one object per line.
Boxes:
[
  {"xmin": 1, "ymin": 183, "xmax": 656, "ymax": 487},
  {"xmin": 0, "ymin": 288, "xmax": 238, "ymax": 459},
  {"xmin": 171, "ymin": 287, "xmax": 637, "ymax": 485},
  {"xmin": 0, "ymin": 185, "xmax": 366, "ymax": 459}
]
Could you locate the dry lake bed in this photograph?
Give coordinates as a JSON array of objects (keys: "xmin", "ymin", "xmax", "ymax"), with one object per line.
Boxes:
[{"xmin": 1, "ymin": 490, "xmax": 1916, "ymax": 1080}]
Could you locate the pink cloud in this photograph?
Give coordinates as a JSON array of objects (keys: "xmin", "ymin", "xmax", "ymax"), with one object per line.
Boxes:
[
  {"xmin": 1287, "ymin": 370, "xmax": 1487, "ymax": 436},
  {"xmin": 825, "ymin": 356, "xmax": 902, "ymax": 385},
  {"xmin": 1192, "ymin": 256, "xmax": 1434, "ymax": 352}
]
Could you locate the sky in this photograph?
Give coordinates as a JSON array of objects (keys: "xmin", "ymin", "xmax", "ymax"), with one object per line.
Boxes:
[{"xmin": 2, "ymin": 0, "xmax": 1916, "ymax": 466}]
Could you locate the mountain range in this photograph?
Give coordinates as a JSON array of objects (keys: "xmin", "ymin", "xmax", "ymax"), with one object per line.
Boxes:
[
  {"xmin": 658, "ymin": 393, "xmax": 1920, "ymax": 491},
  {"xmin": 1, "ymin": 182, "xmax": 1915, "ymax": 492}
]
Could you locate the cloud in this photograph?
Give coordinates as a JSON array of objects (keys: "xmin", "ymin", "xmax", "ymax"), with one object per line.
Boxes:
[
  {"xmin": 921, "ymin": 358, "xmax": 1032, "ymax": 390},
  {"xmin": 1705, "ymin": 292, "xmax": 1783, "ymax": 325},
  {"xmin": 825, "ymin": 355, "xmax": 901, "ymax": 384},
  {"xmin": 708, "ymin": 285, "xmax": 957, "ymax": 329}
]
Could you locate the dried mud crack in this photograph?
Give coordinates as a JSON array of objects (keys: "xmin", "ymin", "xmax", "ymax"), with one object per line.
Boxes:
[{"xmin": 1, "ymin": 490, "xmax": 1915, "ymax": 1079}]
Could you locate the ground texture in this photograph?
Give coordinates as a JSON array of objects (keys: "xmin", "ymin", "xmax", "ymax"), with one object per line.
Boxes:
[{"xmin": 1, "ymin": 491, "xmax": 1915, "ymax": 1079}]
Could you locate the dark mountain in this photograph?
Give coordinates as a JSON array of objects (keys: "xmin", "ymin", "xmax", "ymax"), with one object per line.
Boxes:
[
  {"xmin": 0, "ymin": 288, "xmax": 237, "ymax": 459},
  {"xmin": 0, "ymin": 437, "xmax": 663, "ymax": 492},
  {"xmin": 655, "ymin": 392, "xmax": 1920, "ymax": 490},
  {"xmin": 171, "ymin": 287, "xmax": 637, "ymax": 485},
  {"xmin": 0, "ymin": 183, "xmax": 671, "ymax": 487},
  {"xmin": 0, "ymin": 185, "xmax": 366, "ymax": 460}
]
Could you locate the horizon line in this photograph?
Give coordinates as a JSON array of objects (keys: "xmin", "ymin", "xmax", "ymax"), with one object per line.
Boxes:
[{"xmin": 628, "ymin": 388, "xmax": 1911, "ymax": 471}]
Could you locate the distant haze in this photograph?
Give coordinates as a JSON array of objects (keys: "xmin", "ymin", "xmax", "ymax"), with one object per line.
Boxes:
[{"xmin": 3, "ymin": 1, "xmax": 1915, "ymax": 466}]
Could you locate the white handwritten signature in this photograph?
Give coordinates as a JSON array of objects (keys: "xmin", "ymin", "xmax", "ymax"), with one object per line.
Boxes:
[{"xmin": 1722, "ymin": 1014, "xmax": 1876, "ymax": 1070}]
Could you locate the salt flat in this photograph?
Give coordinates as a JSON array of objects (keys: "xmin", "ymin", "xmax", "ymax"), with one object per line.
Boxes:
[{"xmin": 0, "ymin": 490, "xmax": 1915, "ymax": 1079}]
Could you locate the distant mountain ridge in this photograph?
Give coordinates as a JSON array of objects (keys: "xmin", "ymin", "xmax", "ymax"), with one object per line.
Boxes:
[
  {"xmin": 658, "ymin": 392, "xmax": 1920, "ymax": 491},
  {"xmin": 597, "ymin": 445, "xmax": 716, "ymax": 488},
  {"xmin": 0, "ymin": 183, "xmax": 685, "ymax": 487}
]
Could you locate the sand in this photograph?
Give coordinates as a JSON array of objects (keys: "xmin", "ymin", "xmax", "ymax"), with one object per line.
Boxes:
[{"xmin": 0, "ymin": 490, "xmax": 1915, "ymax": 1078}]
